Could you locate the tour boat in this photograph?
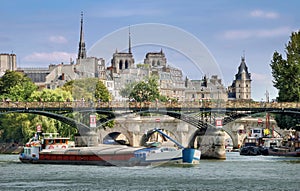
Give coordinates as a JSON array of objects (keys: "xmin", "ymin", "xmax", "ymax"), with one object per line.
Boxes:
[{"xmin": 19, "ymin": 129, "xmax": 201, "ymax": 166}]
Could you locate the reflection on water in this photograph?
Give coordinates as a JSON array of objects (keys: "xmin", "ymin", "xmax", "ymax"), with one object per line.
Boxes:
[{"xmin": 0, "ymin": 152, "xmax": 299, "ymax": 191}]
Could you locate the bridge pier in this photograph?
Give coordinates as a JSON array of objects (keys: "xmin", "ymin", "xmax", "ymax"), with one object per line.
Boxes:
[
  {"xmin": 196, "ymin": 128, "xmax": 226, "ymax": 159},
  {"xmin": 175, "ymin": 124, "xmax": 190, "ymax": 147},
  {"xmin": 128, "ymin": 124, "xmax": 141, "ymax": 147}
]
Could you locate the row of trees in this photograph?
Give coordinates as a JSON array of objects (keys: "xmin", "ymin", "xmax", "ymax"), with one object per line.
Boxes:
[
  {"xmin": 0, "ymin": 71, "xmax": 112, "ymax": 143},
  {"xmin": 270, "ymin": 30, "xmax": 300, "ymax": 130}
]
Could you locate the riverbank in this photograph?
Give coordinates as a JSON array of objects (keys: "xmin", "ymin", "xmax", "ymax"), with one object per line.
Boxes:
[{"xmin": 0, "ymin": 143, "xmax": 23, "ymax": 154}]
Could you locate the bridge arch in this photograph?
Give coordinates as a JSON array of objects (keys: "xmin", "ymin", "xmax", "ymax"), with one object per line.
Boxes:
[
  {"xmin": 103, "ymin": 132, "xmax": 130, "ymax": 145},
  {"xmin": 140, "ymin": 129, "xmax": 178, "ymax": 147}
]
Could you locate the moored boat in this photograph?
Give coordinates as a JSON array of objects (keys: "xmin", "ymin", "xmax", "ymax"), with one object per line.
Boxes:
[
  {"xmin": 19, "ymin": 128, "xmax": 201, "ymax": 166},
  {"xmin": 239, "ymin": 128, "xmax": 269, "ymax": 156}
]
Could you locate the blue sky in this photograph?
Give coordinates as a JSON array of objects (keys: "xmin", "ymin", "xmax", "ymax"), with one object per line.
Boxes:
[{"xmin": 0, "ymin": 0, "xmax": 299, "ymax": 101}]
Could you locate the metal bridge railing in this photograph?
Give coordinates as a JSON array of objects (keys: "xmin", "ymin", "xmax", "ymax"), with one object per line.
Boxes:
[{"xmin": 0, "ymin": 100, "xmax": 299, "ymax": 110}]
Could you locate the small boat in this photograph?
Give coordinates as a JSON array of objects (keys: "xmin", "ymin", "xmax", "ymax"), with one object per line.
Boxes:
[
  {"xmin": 263, "ymin": 138, "xmax": 300, "ymax": 157},
  {"xmin": 239, "ymin": 128, "xmax": 269, "ymax": 156},
  {"xmin": 267, "ymin": 147, "xmax": 300, "ymax": 157},
  {"xmin": 19, "ymin": 128, "xmax": 201, "ymax": 166}
]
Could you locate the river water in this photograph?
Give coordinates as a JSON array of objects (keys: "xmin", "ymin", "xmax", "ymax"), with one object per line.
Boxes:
[{"xmin": 0, "ymin": 152, "xmax": 299, "ymax": 191}]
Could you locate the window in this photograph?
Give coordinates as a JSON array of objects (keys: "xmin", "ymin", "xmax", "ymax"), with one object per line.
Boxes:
[{"xmin": 119, "ymin": 60, "xmax": 123, "ymax": 70}]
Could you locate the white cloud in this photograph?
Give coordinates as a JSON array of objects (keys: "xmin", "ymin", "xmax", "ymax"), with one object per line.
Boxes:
[
  {"xmin": 23, "ymin": 51, "xmax": 76, "ymax": 63},
  {"xmin": 49, "ymin": 35, "xmax": 68, "ymax": 44},
  {"xmin": 223, "ymin": 27, "xmax": 291, "ymax": 40},
  {"xmin": 250, "ymin": 9, "xmax": 279, "ymax": 19}
]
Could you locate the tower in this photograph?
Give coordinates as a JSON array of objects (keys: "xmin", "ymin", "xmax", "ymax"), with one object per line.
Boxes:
[
  {"xmin": 111, "ymin": 27, "xmax": 134, "ymax": 74},
  {"xmin": 144, "ymin": 49, "xmax": 167, "ymax": 68},
  {"xmin": 228, "ymin": 55, "xmax": 251, "ymax": 100},
  {"xmin": 78, "ymin": 12, "xmax": 87, "ymax": 59}
]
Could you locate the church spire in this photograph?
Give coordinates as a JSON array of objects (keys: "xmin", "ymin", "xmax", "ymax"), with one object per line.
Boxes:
[
  {"xmin": 128, "ymin": 26, "xmax": 132, "ymax": 54},
  {"xmin": 78, "ymin": 11, "xmax": 87, "ymax": 59}
]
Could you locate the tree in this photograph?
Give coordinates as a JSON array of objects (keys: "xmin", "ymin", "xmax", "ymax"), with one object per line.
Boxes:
[
  {"xmin": 0, "ymin": 71, "xmax": 37, "ymax": 101},
  {"xmin": 95, "ymin": 80, "xmax": 111, "ymax": 102},
  {"xmin": 62, "ymin": 78, "xmax": 113, "ymax": 129},
  {"xmin": 270, "ymin": 31, "xmax": 300, "ymax": 102},
  {"xmin": 129, "ymin": 75, "xmax": 160, "ymax": 102},
  {"xmin": 62, "ymin": 78, "xmax": 111, "ymax": 102},
  {"xmin": 0, "ymin": 87, "xmax": 77, "ymax": 143},
  {"xmin": 270, "ymin": 31, "xmax": 300, "ymax": 130},
  {"xmin": 120, "ymin": 81, "xmax": 137, "ymax": 98},
  {"xmin": 29, "ymin": 88, "xmax": 73, "ymax": 102}
]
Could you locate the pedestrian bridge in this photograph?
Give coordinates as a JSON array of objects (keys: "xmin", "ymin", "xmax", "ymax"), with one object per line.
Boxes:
[
  {"xmin": 0, "ymin": 100, "xmax": 299, "ymax": 130},
  {"xmin": 0, "ymin": 100, "xmax": 299, "ymax": 149}
]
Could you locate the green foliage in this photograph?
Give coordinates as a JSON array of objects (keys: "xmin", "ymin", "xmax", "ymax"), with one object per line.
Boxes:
[
  {"xmin": 62, "ymin": 78, "xmax": 111, "ymax": 102},
  {"xmin": 129, "ymin": 75, "xmax": 160, "ymax": 102},
  {"xmin": 0, "ymin": 71, "xmax": 37, "ymax": 101},
  {"xmin": 136, "ymin": 63, "xmax": 150, "ymax": 69},
  {"xmin": 29, "ymin": 88, "xmax": 73, "ymax": 102},
  {"xmin": 120, "ymin": 81, "xmax": 137, "ymax": 98},
  {"xmin": 62, "ymin": 78, "xmax": 113, "ymax": 129},
  {"xmin": 270, "ymin": 31, "xmax": 300, "ymax": 129},
  {"xmin": 275, "ymin": 114, "xmax": 300, "ymax": 131},
  {"xmin": 270, "ymin": 31, "xmax": 300, "ymax": 102},
  {"xmin": 95, "ymin": 81, "xmax": 111, "ymax": 102}
]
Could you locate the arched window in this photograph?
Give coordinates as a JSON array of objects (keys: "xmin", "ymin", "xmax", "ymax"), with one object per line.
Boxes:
[
  {"xmin": 157, "ymin": 60, "xmax": 160, "ymax": 66},
  {"xmin": 119, "ymin": 60, "xmax": 123, "ymax": 70},
  {"xmin": 152, "ymin": 60, "xmax": 156, "ymax": 67},
  {"xmin": 125, "ymin": 60, "xmax": 129, "ymax": 69}
]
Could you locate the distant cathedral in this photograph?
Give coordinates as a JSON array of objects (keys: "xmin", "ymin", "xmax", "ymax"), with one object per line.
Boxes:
[{"xmin": 228, "ymin": 56, "xmax": 251, "ymax": 100}]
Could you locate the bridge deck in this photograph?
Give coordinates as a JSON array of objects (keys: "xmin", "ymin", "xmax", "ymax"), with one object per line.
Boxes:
[{"xmin": 0, "ymin": 101, "xmax": 299, "ymax": 111}]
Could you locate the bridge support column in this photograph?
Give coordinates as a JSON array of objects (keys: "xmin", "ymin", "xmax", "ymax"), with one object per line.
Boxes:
[
  {"xmin": 197, "ymin": 128, "xmax": 226, "ymax": 159},
  {"xmin": 128, "ymin": 124, "xmax": 141, "ymax": 147},
  {"xmin": 176, "ymin": 124, "xmax": 189, "ymax": 147}
]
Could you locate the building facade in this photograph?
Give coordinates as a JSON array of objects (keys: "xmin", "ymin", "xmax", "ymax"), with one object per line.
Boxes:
[
  {"xmin": 0, "ymin": 53, "xmax": 17, "ymax": 77},
  {"xmin": 228, "ymin": 56, "xmax": 251, "ymax": 100}
]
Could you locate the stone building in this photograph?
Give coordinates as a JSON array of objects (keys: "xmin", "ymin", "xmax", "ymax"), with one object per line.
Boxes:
[
  {"xmin": 228, "ymin": 56, "xmax": 251, "ymax": 100},
  {"xmin": 0, "ymin": 53, "xmax": 17, "ymax": 77},
  {"xmin": 144, "ymin": 49, "xmax": 167, "ymax": 68},
  {"xmin": 185, "ymin": 75, "xmax": 227, "ymax": 102}
]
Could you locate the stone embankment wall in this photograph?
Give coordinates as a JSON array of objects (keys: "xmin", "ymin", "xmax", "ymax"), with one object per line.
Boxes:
[{"xmin": 0, "ymin": 143, "xmax": 23, "ymax": 154}]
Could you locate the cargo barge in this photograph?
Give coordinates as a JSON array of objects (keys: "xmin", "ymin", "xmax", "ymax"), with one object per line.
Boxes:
[{"xmin": 19, "ymin": 129, "xmax": 201, "ymax": 166}]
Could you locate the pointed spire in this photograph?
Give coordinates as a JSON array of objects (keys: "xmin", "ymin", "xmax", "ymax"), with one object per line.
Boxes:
[
  {"xmin": 241, "ymin": 50, "xmax": 245, "ymax": 61},
  {"xmin": 78, "ymin": 11, "xmax": 87, "ymax": 59},
  {"xmin": 128, "ymin": 26, "xmax": 132, "ymax": 54}
]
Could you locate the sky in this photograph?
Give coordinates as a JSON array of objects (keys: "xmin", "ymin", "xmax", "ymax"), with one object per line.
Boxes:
[{"xmin": 0, "ymin": 0, "xmax": 299, "ymax": 101}]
